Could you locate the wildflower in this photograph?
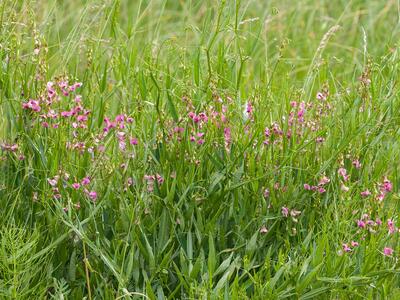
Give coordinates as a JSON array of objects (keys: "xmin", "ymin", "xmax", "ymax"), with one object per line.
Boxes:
[
  {"xmin": 47, "ymin": 178, "xmax": 58, "ymax": 187},
  {"xmin": 88, "ymin": 191, "xmax": 97, "ymax": 201},
  {"xmin": 61, "ymin": 111, "xmax": 73, "ymax": 117},
  {"xmin": 319, "ymin": 176, "xmax": 330, "ymax": 185},
  {"xmin": 81, "ymin": 177, "xmax": 91, "ymax": 185},
  {"xmin": 259, "ymin": 226, "xmax": 268, "ymax": 234},
  {"xmin": 77, "ymin": 115, "xmax": 88, "ymax": 122},
  {"xmin": 72, "ymin": 183, "xmax": 81, "ymax": 189},
  {"xmin": 281, "ymin": 207, "xmax": 289, "ymax": 217},
  {"xmin": 388, "ymin": 219, "xmax": 396, "ymax": 234},
  {"xmin": 263, "ymin": 188, "xmax": 270, "ymax": 198},
  {"xmin": 351, "ymin": 241, "xmax": 359, "ymax": 247},
  {"xmin": 376, "ymin": 192, "xmax": 385, "ymax": 202},
  {"xmin": 316, "ymin": 92, "xmax": 327, "ymax": 101},
  {"xmin": 357, "ymin": 220, "xmax": 366, "ymax": 228},
  {"xmin": 318, "ymin": 187, "xmax": 326, "ymax": 194},
  {"xmin": 338, "ymin": 168, "xmax": 350, "ymax": 181},
  {"xmin": 156, "ymin": 174, "xmax": 164, "ymax": 184},
  {"xmin": 342, "ymin": 243, "xmax": 351, "ymax": 252},
  {"xmin": 224, "ymin": 127, "xmax": 231, "ymax": 151},
  {"xmin": 352, "ymin": 159, "xmax": 361, "ymax": 169},
  {"xmin": 243, "ymin": 102, "xmax": 253, "ymax": 121},
  {"xmin": 383, "ymin": 247, "xmax": 394, "ymax": 256},
  {"xmin": 22, "ymin": 99, "xmax": 41, "ymax": 112},
  {"xmin": 303, "ymin": 183, "xmax": 311, "ymax": 190},
  {"xmin": 130, "ymin": 137, "xmax": 138, "ymax": 145},
  {"xmin": 381, "ymin": 177, "xmax": 392, "ymax": 193},
  {"xmin": 361, "ymin": 190, "xmax": 371, "ymax": 197}
]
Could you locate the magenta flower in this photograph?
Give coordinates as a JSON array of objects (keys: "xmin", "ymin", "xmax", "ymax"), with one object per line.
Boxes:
[
  {"xmin": 72, "ymin": 183, "xmax": 81, "ymax": 189},
  {"xmin": 303, "ymin": 183, "xmax": 311, "ymax": 190},
  {"xmin": 130, "ymin": 137, "xmax": 138, "ymax": 145},
  {"xmin": 357, "ymin": 220, "xmax": 366, "ymax": 228},
  {"xmin": 81, "ymin": 177, "xmax": 91, "ymax": 185},
  {"xmin": 381, "ymin": 177, "xmax": 392, "ymax": 193},
  {"xmin": 22, "ymin": 99, "xmax": 41, "ymax": 112},
  {"xmin": 88, "ymin": 191, "xmax": 97, "ymax": 201},
  {"xmin": 383, "ymin": 247, "xmax": 394, "ymax": 256}
]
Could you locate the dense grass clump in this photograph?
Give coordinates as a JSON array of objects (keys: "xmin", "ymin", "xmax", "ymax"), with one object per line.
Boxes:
[{"xmin": 1, "ymin": 0, "xmax": 400, "ymax": 298}]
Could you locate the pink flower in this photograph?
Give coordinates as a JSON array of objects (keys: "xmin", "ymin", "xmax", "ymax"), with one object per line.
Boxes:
[
  {"xmin": 338, "ymin": 168, "xmax": 349, "ymax": 181},
  {"xmin": 47, "ymin": 178, "xmax": 58, "ymax": 187},
  {"xmin": 264, "ymin": 128, "xmax": 271, "ymax": 137},
  {"xmin": 351, "ymin": 241, "xmax": 359, "ymax": 247},
  {"xmin": 224, "ymin": 127, "xmax": 231, "ymax": 150},
  {"xmin": 383, "ymin": 247, "xmax": 393, "ymax": 256},
  {"xmin": 77, "ymin": 115, "xmax": 88, "ymax": 122},
  {"xmin": 22, "ymin": 99, "xmax": 41, "ymax": 112},
  {"xmin": 376, "ymin": 192, "xmax": 385, "ymax": 202},
  {"xmin": 259, "ymin": 226, "xmax": 268, "ymax": 234},
  {"xmin": 61, "ymin": 111, "xmax": 73, "ymax": 117},
  {"xmin": 361, "ymin": 190, "xmax": 371, "ymax": 197},
  {"xmin": 198, "ymin": 112, "xmax": 208, "ymax": 122},
  {"xmin": 130, "ymin": 137, "xmax": 138, "ymax": 145},
  {"xmin": 342, "ymin": 243, "xmax": 351, "ymax": 252},
  {"xmin": 263, "ymin": 188, "xmax": 270, "ymax": 198},
  {"xmin": 88, "ymin": 191, "xmax": 97, "ymax": 201},
  {"xmin": 81, "ymin": 177, "xmax": 91, "ymax": 185},
  {"xmin": 318, "ymin": 187, "xmax": 326, "ymax": 194},
  {"xmin": 352, "ymin": 159, "xmax": 361, "ymax": 169},
  {"xmin": 381, "ymin": 177, "xmax": 392, "ymax": 193},
  {"xmin": 316, "ymin": 92, "xmax": 327, "ymax": 101},
  {"xmin": 304, "ymin": 183, "xmax": 311, "ymax": 190},
  {"xmin": 388, "ymin": 219, "xmax": 396, "ymax": 234},
  {"xmin": 72, "ymin": 183, "xmax": 81, "ymax": 189},
  {"xmin": 357, "ymin": 220, "xmax": 366, "ymax": 228},
  {"xmin": 188, "ymin": 112, "xmax": 196, "ymax": 119},
  {"xmin": 318, "ymin": 176, "xmax": 330, "ymax": 185},
  {"xmin": 281, "ymin": 207, "xmax": 289, "ymax": 217}
]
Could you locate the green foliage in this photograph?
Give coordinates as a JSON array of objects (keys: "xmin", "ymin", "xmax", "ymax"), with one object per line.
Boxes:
[{"xmin": 1, "ymin": 0, "xmax": 400, "ymax": 298}]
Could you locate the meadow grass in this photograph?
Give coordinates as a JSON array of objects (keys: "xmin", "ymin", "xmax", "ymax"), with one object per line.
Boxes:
[{"xmin": 1, "ymin": 0, "xmax": 400, "ymax": 298}]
